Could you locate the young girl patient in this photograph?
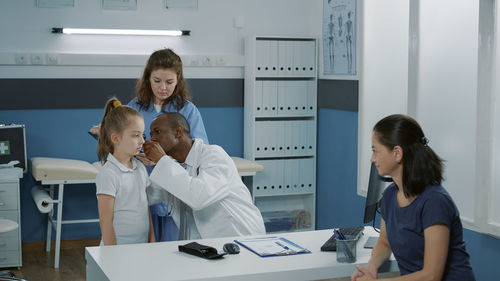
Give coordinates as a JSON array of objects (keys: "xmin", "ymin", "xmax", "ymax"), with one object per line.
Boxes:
[{"xmin": 96, "ymin": 98, "xmax": 155, "ymax": 245}]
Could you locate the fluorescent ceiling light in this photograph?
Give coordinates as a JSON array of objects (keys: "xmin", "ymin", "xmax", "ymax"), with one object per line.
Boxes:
[{"xmin": 52, "ymin": 28, "xmax": 190, "ymax": 36}]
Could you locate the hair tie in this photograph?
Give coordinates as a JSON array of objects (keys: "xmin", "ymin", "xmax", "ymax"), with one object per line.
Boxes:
[
  {"xmin": 113, "ymin": 100, "xmax": 122, "ymax": 108},
  {"xmin": 421, "ymin": 136, "xmax": 429, "ymax": 146}
]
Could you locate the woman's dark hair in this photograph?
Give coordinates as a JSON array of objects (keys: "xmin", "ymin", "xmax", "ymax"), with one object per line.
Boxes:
[
  {"xmin": 135, "ymin": 48, "xmax": 190, "ymax": 111},
  {"xmin": 373, "ymin": 114, "xmax": 443, "ymax": 197},
  {"xmin": 97, "ymin": 98, "xmax": 143, "ymax": 163}
]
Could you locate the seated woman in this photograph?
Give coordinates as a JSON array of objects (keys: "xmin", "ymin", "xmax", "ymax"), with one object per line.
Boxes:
[{"xmin": 351, "ymin": 114, "xmax": 475, "ymax": 281}]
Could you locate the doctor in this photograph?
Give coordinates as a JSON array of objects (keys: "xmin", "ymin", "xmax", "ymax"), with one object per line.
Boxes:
[{"xmin": 143, "ymin": 113, "xmax": 265, "ymax": 239}]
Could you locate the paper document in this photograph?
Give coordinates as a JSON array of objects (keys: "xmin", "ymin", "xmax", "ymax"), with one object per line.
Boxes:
[{"xmin": 235, "ymin": 237, "xmax": 311, "ymax": 257}]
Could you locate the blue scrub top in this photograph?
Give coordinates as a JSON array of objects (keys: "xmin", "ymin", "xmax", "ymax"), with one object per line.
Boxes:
[
  {"xmin": 128, "ymin": 98, "xmax": 209, "ymax": 217},
  {"xmin": 380, "ymin": 184, "xmax": 475, "ymax": 280},
  {"xmin": 128, "ymin": 99, "xmax": 209, "ymax": 144}
]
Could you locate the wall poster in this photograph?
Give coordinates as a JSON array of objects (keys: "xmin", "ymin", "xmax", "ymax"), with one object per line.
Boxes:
[{"xmin": 322, "ymin": 0, "xmax": 356, "ymax": 75}]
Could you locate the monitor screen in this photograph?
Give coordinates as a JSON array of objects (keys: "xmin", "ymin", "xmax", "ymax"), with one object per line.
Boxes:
[{"xmin": 363, "ymin": 162, "xmax": 391, "ymax": 224}]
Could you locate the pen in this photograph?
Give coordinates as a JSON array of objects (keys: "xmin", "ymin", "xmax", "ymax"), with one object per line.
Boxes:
[
  {"xmin": 336, "ymin": 229, "xmax": 346, "ymax": 240},
  {"xmin": 275, "ymin": 241, "xmax": 290, "ymax": 250},
  {"xmin": 275, "ymin": 241, "xmax": 297, "ymax": 255}
]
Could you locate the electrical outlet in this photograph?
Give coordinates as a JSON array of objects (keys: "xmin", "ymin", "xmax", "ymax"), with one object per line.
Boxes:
[
  {"xmin": 46, "ymin": 54, "xmax": 59, "ymax": 65},
  {"xmin": 31, "ymin": 54, "xmax": 45, "ymax": 65},
  {"xmin": 215, "ymin": 56, "xmax": 226, "ymax": 66},
  {"xmin": 189, "ymin": 56, "xmax": 200, "ymax": 66},
  {"xmin": 202, "ymin": 56, "xmax": 213, "ymax": 66},
  {"xmin": 15, "ymin": 54, "xmax": 29, "ymax": 65}
]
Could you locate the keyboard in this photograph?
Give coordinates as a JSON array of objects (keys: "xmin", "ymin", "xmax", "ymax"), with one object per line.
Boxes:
[{"xmin": 320, "ymin": 226, "xmax": 364, "ymax": 251}]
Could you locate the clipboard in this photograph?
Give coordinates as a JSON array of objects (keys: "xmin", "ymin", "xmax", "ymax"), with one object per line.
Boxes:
[{"xmin": 234, "ymin": 237, "xmax": 311, "ymax": 257}]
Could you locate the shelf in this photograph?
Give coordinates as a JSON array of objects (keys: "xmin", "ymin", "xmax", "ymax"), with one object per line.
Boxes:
[
  {"xmin": 255, "ymin": 155, "xmax": 315, "ymax": 160},
  {"xmin": 255, "ymin": 116, "xmax": 316, "ymax": 121},
  {"xmin": 255, "ymin": 76, "xmax": 316, "ymax": 79},
  {"xmin": 254, "ymin": 191, "xmax": 315, "ymax": 198},
  {"xmin": 254, "ymin": 154, "xmax": 315, "ymax": 160},
  {"xmin": 245, "ymin": 35, "xmax": 317, "ymax": 231},
  {"xmin": 266, "ymin": 227, "xmax": 315, "ymax": 234},
  {"xmin": 256, "ymin": 37, "xmax": 316, "ymax": 41}
]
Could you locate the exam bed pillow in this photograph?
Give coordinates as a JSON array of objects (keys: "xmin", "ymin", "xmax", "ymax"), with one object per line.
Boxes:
[
  {"xmin": 31, "ymin": 157, "xmax": 99, "ymax": 181},
  {"xmin": 230, "ymin": 157, "xmax": 264, "ymax": 173},
  {"xmin": 29, "ymin": 157, "xmax": 261, "ymax": 182}
]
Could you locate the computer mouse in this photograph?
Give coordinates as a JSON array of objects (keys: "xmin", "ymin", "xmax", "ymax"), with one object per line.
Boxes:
[{"xmin": 223, "ymin": 243, "xmax": 240, "ymax": 254}]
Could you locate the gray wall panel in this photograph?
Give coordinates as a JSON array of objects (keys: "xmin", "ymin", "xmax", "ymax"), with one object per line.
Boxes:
[
  {"xmin": 0, "ymin": 78, "xmax": 356, "ymax": 110},
  {"xmin": 188, "ymin": 79, "xmax": 243, "ymax": 107},
  {"xmin": 0, "ymin": 78, "xmax": 243, "ymax": 109},
  {"xmin": 317, "ymin": 79, "xmax": 358, "ymax": 111},
  {"xmin": 0, "ymin": 79, "xmax": 137, "ymax": 109}
]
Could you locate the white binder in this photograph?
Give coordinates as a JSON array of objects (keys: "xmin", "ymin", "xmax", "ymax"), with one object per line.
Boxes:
[
  {"xmin": 293, "ymin": 41, "xmax": 304, "ymax": 77},
  {"xmin": 278, "ymin": 41, "xmax": 294, "ymax": 76},
  {"xmin": 277, "ymin": 81, "xmax": 290, "ymax": 117},
  {"xmin": 262, "ymin": 80, "xmax": 278, "ymax": 117},
  {"xmin": 295, "ymin": 81, "xmax": 309, "ymax": 116},
  {"xmin": 284, "ymin": 159, "xmax": 300, "ymax": 193},
  {"xmin": 254, "ymin": 121, "xmax": 266, "ymax": 157},
  {"xmin": 283, "ymin": 121, "xmax": 294, "ymax": 157},
  {"xmin": 306, "ymin": 80, "xmax": 316, "ymax": 116},
  {"xmin": 254, "ymin": 160, "xmax": 284, "ymax": 196},
  {"xmin": 306, "ymin": 120, "xmax": 316, "ymax": 153},
  {"xmin": 299, "ymin": 158, "xmax": 315, "ymax": 193},
  {"xmin": 255, "ymin": 80, "xmax": 264, "ymax": 117},
  {"xmin": 304, "ymin": 40, "xmax": 316, "ymax": 76},
  {"xmin": 256, "ymin": 40, "xmax": 278, "ymax": 77},
  {"xmin": 255, "ymin": 40, "xmax": 267, "ymax": 76},
  {"xmin": 268, "ymin": 40, "xmax": 279, "ymax": 77},
  {"xmin": 298, "ymin": 120, "xmax": 309, "ymax": 155}
]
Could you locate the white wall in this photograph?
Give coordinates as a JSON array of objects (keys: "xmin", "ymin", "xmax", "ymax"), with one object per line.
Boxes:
[
  {"xmin": 416, "ymin": 0, "xmax": 479, "ymax": 226},
  {"xmin": 357, "ymin": 0, "xmax": 410, "ymax": 196},
  {"xmin": 358, "ymin": 0, "xmax": 500, "ymax": 235},
  {"xmin": 490, "ymin": 0, "xmax": 500, "ymax": 233},
  {"xmin": 0, "ymin": 0, "xmax": 321, "ymax": 78}
]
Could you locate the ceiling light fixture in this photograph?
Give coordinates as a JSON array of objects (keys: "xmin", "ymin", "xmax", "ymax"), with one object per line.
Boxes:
[{"xmin": 51, "ymin": 27, "xmax": 190, "ymax": 36}]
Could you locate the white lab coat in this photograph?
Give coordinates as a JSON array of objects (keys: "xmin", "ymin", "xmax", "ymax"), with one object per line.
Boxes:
[{"xmin": 148, "ymin": 138, "xmax": 265, "ymax": 239}]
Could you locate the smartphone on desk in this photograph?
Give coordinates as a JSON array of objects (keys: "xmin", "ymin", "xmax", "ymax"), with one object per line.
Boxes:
[{"xmin": 363, "ymin": 236, "xmax": 378, "ymax": 249}]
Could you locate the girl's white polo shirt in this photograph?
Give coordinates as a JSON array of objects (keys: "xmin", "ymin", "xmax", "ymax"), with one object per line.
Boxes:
[{"xmin": 96, "ymin": 154, "xmax": 150, "ymax": 245}]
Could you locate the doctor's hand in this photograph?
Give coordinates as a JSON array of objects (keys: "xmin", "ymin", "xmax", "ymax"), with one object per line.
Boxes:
[
  {"xmin": 89, "ymin": 124, "xmax": 101, "ymax": 136},
  {"xmin": 135, "ymin": 153, "xmax": 156, "ymax": 166},
  {"xmin": 143, "ymin": 141, "xmax": 167, "ymax": 163}
]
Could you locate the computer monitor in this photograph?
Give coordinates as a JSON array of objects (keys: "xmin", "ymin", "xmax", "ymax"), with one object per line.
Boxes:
[{"xmin": 363, "ymin": 162, "xmax": 391, "ymax": 224}]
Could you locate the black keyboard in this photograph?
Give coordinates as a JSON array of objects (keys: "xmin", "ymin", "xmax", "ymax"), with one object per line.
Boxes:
[{"xmin": 320, "ymin": 226, "xmax": 364, "ymax": 251}]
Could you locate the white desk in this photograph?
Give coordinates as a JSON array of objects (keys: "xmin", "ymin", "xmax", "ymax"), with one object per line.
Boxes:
[{"xmin": 85, "ymin": 227, "xmax": 398, "ymax": 281}]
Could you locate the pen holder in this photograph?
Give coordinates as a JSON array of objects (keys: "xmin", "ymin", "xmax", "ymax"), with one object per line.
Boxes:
[{"xmin": 336, "ymin": 238, "xmax": 357, "ymax": 263}]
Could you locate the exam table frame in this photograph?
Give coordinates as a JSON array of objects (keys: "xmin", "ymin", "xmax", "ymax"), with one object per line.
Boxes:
[{"xmin": 42, "ymin": 178, "xmax": 98, "ymax": 269}]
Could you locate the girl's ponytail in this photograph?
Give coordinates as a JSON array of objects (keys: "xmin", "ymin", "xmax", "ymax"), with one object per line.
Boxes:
[{"xmin": 97, "ymin": 98, "xmax": 141, "ymax": 162}]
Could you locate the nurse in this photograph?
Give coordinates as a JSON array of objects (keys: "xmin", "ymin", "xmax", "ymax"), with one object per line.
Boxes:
[
  {"xmin": 143, "ymin": 113, "xmax": 265, "ymax": 239},
  {"xmin": 91, "ymin": 48, "xmax": 209, "ymax": 242}
]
